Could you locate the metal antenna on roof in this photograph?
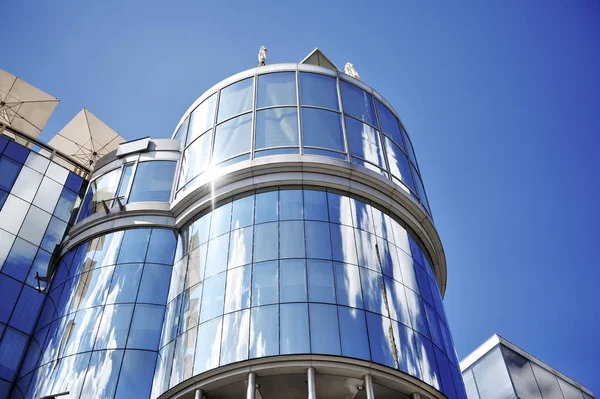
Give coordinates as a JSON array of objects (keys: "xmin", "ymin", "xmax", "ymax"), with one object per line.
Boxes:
[{"xmin": 258, "ymin": 46, "xmax": 268, "ymax": 67}]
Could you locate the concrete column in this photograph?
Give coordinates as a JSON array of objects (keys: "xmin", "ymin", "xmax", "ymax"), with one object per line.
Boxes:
[
  {"xmin": 412, "ymin": 393, "xmax": 421, "ymax": 399},
  {"xmin": 194, "ymin": 389, "xmax": 203, "ymax": 399},
  {"xmin": 307, "ymin": 367, "xmax": 316, "ymax": 399},
  {"xmin": 247, "ymin": 372, "xmax": 256, "ymax": 399},
  {"xmin": 364, "ymin": 374, "xmax": 374, "ymax": 399}
]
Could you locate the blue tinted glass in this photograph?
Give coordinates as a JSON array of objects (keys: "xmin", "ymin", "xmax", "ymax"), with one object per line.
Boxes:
[
  {"xmin": 128, "ymin": 304, "xmax": 165, "ymax": 350},
  {"xmin": 0, "ymin": 275, "xmax": 21, "ymax": 323},
  {"xmin": 280, "ymin": 259, "xmax": 306, "ymax": 302},
  {"xmin": 107, "ymin": 263, "xmax": 143, "ymax": 304},
  {"xmin": 435, "ymin": 346, "xmax": 457, "ymax": 398},
  {"xmin": 213, "ymin": 114, "xmax": 252, "ymax": 164},
  {"xmin": 375, "ymin": 100, "xmax": 403, "ymax": 147},
  {"xmin": 395, "ymin": 322, "xmax": 422, "ymax": 378},
  {"xmin": 334, "ymin": 263, "xmax": 363, "ymax": 308},
  {"xmin": 330, "ymin": 224, "xmax": 358, "ymax": 265},
  {"xmin": 384, "ymin": 277, "xmax": 411, "ymax": 327},
  {"xmin": 279, "ymin": 190, "xmax": 303, "ymax": 220},
  {"xmin": 209, "ymin": 202, "xmax": 232, "ymax": 239},
  {"xmin": 224, "ymin": 265, "xmax": 251, "ymax": 313},
  {"xmin": 345, "ymin": 117, "xmax": 385, "ymax": 168},
  {"xmin": 255, "ymin": 191, "xmax": 278, "ymax": 223},
  {"xmin": 180, "ymin": 282, "xmax": 202, "ymax": 332},
  {"xmin": 250, "ymin": 305, "xmax": 279, "ymax": 358},
  {"xmin": 303, "ymin": 190, "xmax": 328, "ymax": 221},
  {"xmin": 377, "ymin": 238, "xmax": 397, "ymax": 278},
  {"xmin": 65, "ymin": 172, "xmax": 83, "ymax": 193},
  {"xmin": 301, "ymin": 108, "xmax": 345, "ymax": 151},
  {"xmin": 305, "ymin": 221, "xmax": 332, "ymax": 259},
  {"xmin": 186, "ymin": 246, "xmax": 205, "ymax": 289},
  {"xmin": 40, "ymin": 216, "xmax": 67, "ymax": 253},
  {"xmin": 138, "ymin": 264, "xmax": 171, "ymax": 305},
  {"xmin": 355, "ymin": 230, "xmax": 379, "ymax": 271},
  {"xmin": 179, "ymin": 130, "xmax": 211, "ymax": 188},
  {"xmin": 253, "ymin": 222, "xmax": 278, "ymax": 262},
  {"xmin": 114, "ymin": 350, "xmax": 157, "ymax": 399},
  {"xmin": 228, "ymin": 227, "xmax": 253, "ymax": 269},
  {"xmin": 397, "ymin": 249, "xmax": 420, "ymax": 294},
  {"xmin": 205, "ymin": 233, "xmax": 229, "ymax": 278},
  {"xmin": 187, "ymin": 94, "xmax": 216, "ymax": 144},
  {"xmin": 255, "ymin": 108, "xmax": 298, "ymax": 150},
  {"xmin": 405, "ymin": 289, "xmax": 429, "ymax": 338},
  {"xmin": 81, "ymin": 350, "xmax": 124, "ymax": 398},
  {"xmin": 309, "ymin": 304, "xmax": 340, "ymax": 355},
  {"xmin": 146, "ymin": 229, "xmax": 177, "ymax": 265},
  {"xmin": 0, "ymin": 157, "xmax": 22, "ymax": 192},
  {"xmin": 193, "ymin": 318, "xmax": 222, "ymax": 374},
  {"xmin": 0, "ymin": 136, "xmax": 7, "ymax": 153},
  {"xmin": 280, "ymin": 221, "xmax": 305, "ymax": 258},
  {"xmin": 338, "ymin": 307, "xmax": 370, "ymax": 361},
  {"xmin": 9, "ymin": 286, "xmax": 44, "ymax": 334},
  {"xmin": 280, "ymin": 303, "xmax": 309, "ymax": 354},
  {"xmin": 3, "ymin": 238, "xmax": 37, "ymax": 281},
  {"xmin": 307, "ymin": 260, "xmax": 335, "ymax": 303},
  {"xmin": 220, "ymin": 309, "xmax": 249, "ymax": 365},
  {"xmin": 231, "ymin": 195, "xmax": 254, "ymax": 229},
  {"xmin": 0, "ymin": 189, "xmax": 7, "ymax": 209},
  {"xmin": 252, "ymin": 261, "xmax": 278, "ymax": 306},
  {"xmin": 299, "ymin": 73, "xmax": 339, "ymax": 110},
  {"xmin": 160, "ymin": 296, "xmax": 182, "ymax": 347},
  {"xmin": 5, "ymin": 142, "xmax": 29, "ymax": 164},
  {"xmin": 128, "ymin": 161, "xmax": 176, "ymax": 203},
  {"xmin": 257, "ymin": 72, "xmax": 297, "ymax": 108},
  {"xmin": 340, "ymin": 81, "xmax": 376, "ymax": 126},
  {"xmin": 425, "ymin": 303, "xmax": 444, "ymax": 350},
  {"xmin": 366, "ymin": 312, "xmax": 396, "ymax": 368},
  {"xmin": 254, "ymin": 147, "xmax": 299, "ymax": 157},
  {"xmin": 64, "ymin": 306, "xmax": 103, "ymax": 356},
  {"xmin": 360, "ymin": 268, "xmax": 387, "ymax": 316},
  {"xmin": 189, "ymin": 213, "xmax": 210, "ymax": 249},
  {"xmin": 200, "ymin": 273, "xmax": 226, "ymax": 322},
  {"xmin": 413, "ymin": 167, "xmax": 431, "ymax": 213},
  {"xmin": 415, "ymin": 333, "xmax": 441, "ymax": 389},
  {"xmin": 385, "ymin": 137, "xmax": 416, "ymax": 192},
  {"xmin": 118, "ymin": 229, "xmax": 150, "ymax": 263},
  {"xmin": 416, "ymin": 265, "xmax": 434, "ymax": 306},
  {"xmin": 218, "ymin": 78, "xmax": 254, "ymax": 122},
  {"xmin": 94, "ymin": 304, "xmax": 134, "ymax": 349},
  {"xmin": 327, "ymin": 192, "xmax": 353, "ymax": 226},
  {"xmin": 0, "ymin": 327, "xmax": 28, "ymax": 380}
]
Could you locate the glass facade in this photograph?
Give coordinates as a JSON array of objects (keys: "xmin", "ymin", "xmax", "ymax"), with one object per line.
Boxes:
[
  {"xmin": 152, "ymin": 188, "xmax": 463, "ymax": 398},
  {"xmin": 173, "ymin": 71, "xmax": 431, "ymax": 215},
  {"xmin": 16, "ymin": 227, "xmax": 177, "ymax": 399},
  {"xmin": 0, "ymin": 136, "xmax": 84, "ymax": 395}
]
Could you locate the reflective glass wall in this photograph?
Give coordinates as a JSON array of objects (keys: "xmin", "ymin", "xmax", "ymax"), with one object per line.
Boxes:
[
  {"xmin": 173, "ymin": 69, "xmax": 431, "ymax": 215},
  {"xmin": 462, "ymin": 344, "xmax": 594, "ymax": 399},
  {"xmin": 152, "ymin": 188, "xmax": 464, "ymax": 399},
  {"xmin": 15, "ymin": 227, "xmax": 177, "ymax": 399},
  {"xmin": 0, "ymin": 136, "xmax": 84, "ymax": 397}
]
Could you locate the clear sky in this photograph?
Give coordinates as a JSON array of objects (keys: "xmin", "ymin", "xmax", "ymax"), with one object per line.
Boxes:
[{"xmin": 4, "ymin": 0, "xmax": 599, "ymax": 393}]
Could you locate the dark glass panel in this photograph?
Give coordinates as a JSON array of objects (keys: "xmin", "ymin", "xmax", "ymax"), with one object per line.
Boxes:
[
  {"xmin": 146, "ymin": 229, "xmax": 177, "ymax": 265},
  {"xmin": 305, "ymin": 221, "xmax": 332, "ymax": 260},
  {"xmin": 307, "ymin": 260, "xmax": 335, "ymax": 303},
  {"xmin": 338, "ymin": 306, "xmax": 370, "ymax": 361},
  {"xmin": 279, "ymin": 190, "xmax": 303, "ymax": 220},
  {"xmin": 127, "ymin": 304, "xmax": 165, "ymax": 350},
  {"xmin": 366, "ymin": 312, "xmax": 396, "ymax": 368},
  {"xmin": 138, "ymin": 264, "xmax": 172, "ymax": 305},
  {"xmin": 309, "ymin": 304, "xmax": 341, "ymax": 355},
  {"xmin": 114, "ymin": 350, "xmax": 157, "ymax": 399},
  {"xmin": 301, "ymin": 108, "xmax": 345, "ymax": 152},
  {"xmin": 299, "ymin": 72, "xmax": 339, "ymax": 110},
  {"xmin": 118, "ymin": 229, "xmax": 151, "ymax": 264}
]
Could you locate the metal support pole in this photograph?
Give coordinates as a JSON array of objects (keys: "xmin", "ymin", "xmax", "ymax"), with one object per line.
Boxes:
[
  {"xmin": 307, "ymin": 367, "xmax": 316, "ymax": 399},
  {"xmin": 364, "ymin": 374, "xmax": 374, "ymax": 399},
  {"xmin": 247, "ymin": 372, "xmax": 256, "ymax": 399},
  {"xmin": 194, "ymin": 389, "xmax": 203, "ymax": 399},
  {"xmin": 412, "ymin": 393, "xmax": 421, "ymax": 399}
]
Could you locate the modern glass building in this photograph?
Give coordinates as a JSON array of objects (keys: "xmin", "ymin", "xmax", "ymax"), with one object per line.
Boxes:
[
  {"xmin": 460, "ymin": 335, "xmax": 594, "ymax": 399},
  {"xmin": 0, "ymin": 49, "xmax": 466, "ymax": 399}
]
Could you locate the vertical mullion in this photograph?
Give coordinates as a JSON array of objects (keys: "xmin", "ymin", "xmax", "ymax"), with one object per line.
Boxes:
[
  {"xmin": 337, "ymin": 76, "xmax": 350, "ymax": 161},
  {"xmin": 296, "ymin": 68, "xmax": 303, "ymax": 155}
]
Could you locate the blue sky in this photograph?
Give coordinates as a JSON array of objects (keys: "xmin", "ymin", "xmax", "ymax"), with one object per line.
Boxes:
[{"xmin": 4, "ymin": 0, "xmax": 600, "ymax": 393}]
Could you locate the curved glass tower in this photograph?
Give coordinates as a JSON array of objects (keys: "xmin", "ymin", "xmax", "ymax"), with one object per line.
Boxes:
[{"xmin": 14, "ymin": 50, "xmax": 466, "ymax": 399}]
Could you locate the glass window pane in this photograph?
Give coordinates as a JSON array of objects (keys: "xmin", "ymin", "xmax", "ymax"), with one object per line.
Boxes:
[
  {"xmin": 330, "ymin": 223, "xmax": 358, "ymax": 265},
  {"xmin": 303, "ymin": 190, "xmax": 328, "ymax": 221},
  {"xmin": 48, "ymin": 353, "xmax": 90, "ymax": 398},
  {"xmin": 194, "ymin": 317, "xmax": 222, "ymax": 374},
  {"xmin": 346, "ymin": 116, "xmax": 385, "ymax": 168},
  {"xmin": 94, "ymin": 304, "xmax": 134, "ymax": 349},
  {"xmin": 18, "ymin": 206, "xmax": 51, "ymax": 246},
  {"xmin": 114, "ymin": 350, "xmax": 156, "ymax": 399},
  {"xmin": 115, "ymin": 164, "xmax": 134, "ymax": 202},
  {"xmin": 218, "ymin": 78, "xmax": 254, "ymax": 122},
  {"xmin": 54, "ymin": 187, "xmax": 78, "ymax": 222},
  {"xmin": 2, "ymin": 238, "xmax": 37, "ymax": 281},
  {"xmin": 250, "ymin": 305, "xmax": 279, "ymax": 358},
  {"xmin": 179, "ymin": 130, "xmax": 212, "ymax": 188},
  {"xmin": 279, "ymin": 190, "xmax": 303, "ymax": 220},
  {"xmin": 180, "ymin": 282, "xmax": 202, "ymax": 333},
  {"xmin": 307, "ymin": 260, "xmax": 335, "ymax": 303},
  {"xmin": 9, "ymin": 285, "xmax": 44, "ymax": 334},
  {"xmin": 128, "ymin": 161, "xmax": 176, "ymax": 203},
  {"xmin": 118, "ymin": 229, "xmax": 151, "ymax": 264},
  {"xmin": 0, "ymin": 195, "xmax": 28, "ymax": 234},
  {"xmin": 209, "ymin": 202, "xmax": 232, "ymax": 239},
  {"xmin": 220, "ymin": 309, "xmax": 249, "ymax": 365},
  {"xmin": 558, "ymin": 379, "xmax": 585, "ymax": 399},
  {"xmin": 334, "ymin": 262, "xmax": 363, "ymax": 308},
  {"xmin": 24, "ymin": 152, "xmax": 50, "ymax": 174},
  {"xmin": 280, "ymin": 259, "xmax": 307, "ymax": 302},
  {"xmin": 463, "ymin": 369, "xmax": 480, "ymax": 399},
  {"xmin": 200, "ymin": 273, "xmax": 226, "ymax": 323},
  {"xmin": 138, "ymin": 263, "xmax": 172, "ymax": 305},
  {"xmin": 231, "ymin": 195, "xmax": 254, "ymax": 229},
  {"xmin": 340, "ymin": 81, "xmax": 376, "ymax": 126},
  {"xmin": 397, "ymin": 248, "xmax": 420, "ymax": 294},
  {"xmin": 415, "ymin": 333, "xmax": 441, "ymax": 390},
  {"xmin": 405, "ymin": 288, "xmax": 429, "ymax": 338},
  {"xmin": 327, "ymin": 192, "xmax": 353, "ymax": 226},
  {"xmin": 77, "ymin": 266, "xmax": 114, "ymax": 309},
  {"xmin": 187, "ymin": 94, "xmax": 216, "ymax": 144},
  {"xmin": 174, "ymin": 117, "xmax": 189, "ymax": 144},
  {"xmin": 65, "ymin": 172, "xmax": 83, "ymax": 193},
  {"xmin": 360, "ymin": 268, "xmax": 387, "ymax": 316},
  {"xmin": 147, "ymin": 229, "xmax": 177, "ymax": 265},
  {"xmin": 127, "ymin": 304, "xmax": 165, "ymax": 350},
  {"xmin": 46, "ymin": 163, "xmax": 69, "ymax": 184},
  {"xmin": 354, "ymin": 229, "xmax": 379, "ymax": 271},
  {"xmin": 160, "ymin": 296, "xmax": 182, "ymax": 347},
  {"xmin": 40, "ymin": 216, "xmax": 68, "ymax": 253},
  {"xmin": 500, "ymin": 345, "xmax": 542, "ymax": 399},
  {"xmin": 305, "ymin": 221, "xmax": 332, "ymax": 259},
  {"xmin": 255, "ymin": 107, "xmax": 299, "ymax": 149},
  {"xmin": 375, "ymin": 100, "xmax": 403, "ymax": 147},
  {"xmin": 395, "ymin": 321, "xmax": 421, "ymax": 378},
  {"xmin": 12, "ymin": 166, "xmax": 43, "ymax": 202},
  {"xmin": 385, "ymin": 137, "xmax": 416, "ymax": 192},
  {"xmin": 309, "ymin": 303, "xmax": 340, "ymax": 355},
  {"xmin": 366, "ymin": 312, "xmax": 396, "ymax": 368},
  {"xmin": 64, "ymin": 307, "xmax": 103, "ymax": 356},
  {"xmin": 253, "ymin": 222, "xmax": 278, "ymax": 262},
  {"xmin": 338, "ymin": 306, "xmax": 370, "ymax": 361},
  {"xmin": 257, "ymin": 72, "xmax": 297, "ymax": 108},
  {"xmin": 471, "ymin": 346, "xmax": 514, "ymax": 399},
  {"xmin": 228, "ymin": 227, "xmax": 253, "ymax": 269},
  {"xmin": 252, "ymin": 261, "xmax": 278, "ymax": 306},
  {"xmin": 81, "ymin": 350, "xmax": 124, "ymax": 399},
  {"xmin": 383, "ymin": 277, "xmax": 410, "ymax": 327},
  {"xmin": 205, "ymin": 233, "xmax": 229, "ymax": 278},
  {"xmin": 186, "ymin": 245, "xmax": 205, "ymax": 289},
  {"xmin": 255, "ymin": 191, "xmax": 278, "ymax": 223},
  {"xmin": 170, "ymin": 326, "xmax": 197, "ymax": 386},
  {"xmin": 531, "ymin": 362, "xmax": 564, "ymax": 399},
  {"xmin": 189, "ymin": 213, "xmax": 211, "ymax": 249},
  {"xmin": 435, "ymin": 347, "xmax": 457, "ymax": 399},
  {"xmin": 416, "ymin": 265, "xmax": 434, "ymax": 306},
  {"xmin": 280, "ymin": 303, "xmax": 309, "ymax": 354},
  {"xmin": 106, "ymin": 263, "xmax": 143, "ymax": 304},
  {"xmin": 425, "ymin": 303, "xmax": 444, "ymax": 350},
  {"xmin": 224, "ymin": 265, "xmax": 251, "ymax": 313},
  {"xmin": 299, "ymin": 72, "xmax": 339, "ymax": 110},
  {"xmin": 0, "ymin": 327, "xmax": 27, "ymax": 380},
  {"xmin": 0, "ymin": 157, "xmax": 22, "ymax": 192},
  {"xmin": 81, "ymin": 168, "xmax": 121, "ymax": 219},
  {"xmin": 301, "ymin": 108, "xmax": 344, "ymax": 152},
  {"xmin": 213, "ymin": 113, "xmax": 252, "ymax": 164}
]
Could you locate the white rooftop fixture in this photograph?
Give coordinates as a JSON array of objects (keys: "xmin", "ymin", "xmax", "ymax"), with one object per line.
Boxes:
[
  {"xmin": 344, "ymin": 62, "xmax": 360, "ymax": 80},
  {"xmin": 300, "ymin": 48, "xmax": 339, "ymax": 71},
  {"xmin": 258, "ymin": 46, "xmax": 268, "ymax": 67}
]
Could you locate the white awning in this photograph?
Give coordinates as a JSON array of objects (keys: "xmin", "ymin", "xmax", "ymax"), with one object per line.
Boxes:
[
  {"xmin": 48, "ymin": 109, "xmax": 125, "ymax": 169},
  {"xmin": 0, "ymin": 68, "xmax": 59, "ymax": 139}
]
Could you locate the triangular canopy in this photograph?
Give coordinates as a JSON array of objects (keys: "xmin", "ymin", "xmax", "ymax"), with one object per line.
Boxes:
[
  {"xmin": 0, "ymin": 68, "xmax": 59, "ymax": 139},
  {"xmin": 49, "ymin": 109, "xmax": 125, "ymax": 169},
  {"xmin": 300, "ymin": 48, "xmax": 339, "ymax": 71}
]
